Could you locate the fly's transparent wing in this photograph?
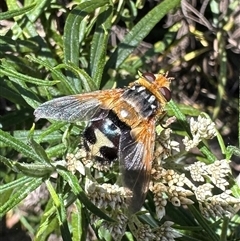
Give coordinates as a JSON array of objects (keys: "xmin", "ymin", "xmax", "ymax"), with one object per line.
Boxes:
[{"xmin": 34, "ymin": 89, "xmax": 124, "ymax": 122}]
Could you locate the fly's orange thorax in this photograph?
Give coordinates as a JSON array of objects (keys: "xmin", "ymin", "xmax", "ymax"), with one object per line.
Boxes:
[{"xmin": 110, "ymin": 73, "xmax": 171, "ymax": 128}]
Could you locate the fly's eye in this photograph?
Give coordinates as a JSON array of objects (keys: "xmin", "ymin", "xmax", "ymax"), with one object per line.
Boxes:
[
  {"xmin": 160, "ymin": 87, "xmax": 171, "ymax": 102},
  {"xmin": 142, "ymin": 72, "xmax": 156, "ymax": 82}
]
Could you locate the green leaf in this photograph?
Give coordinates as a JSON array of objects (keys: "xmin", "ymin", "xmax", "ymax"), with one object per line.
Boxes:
[
  {"xmin": 197, "ymin": 142, "xmax": 217, "ymax": 164},
  {"xmin": 63, "ymin": 0, "xmax": 109, "ymax": 93},
  {"xmin": 28, "ymin": 56, "xmax": 75, "ymax": 95},
  {"xmin": 0, "ymin": 129, "xmax": 43, "ymax": 163},
  {"xmin": 0, "ymin": 130, "xmax": 64, "ymax": 148},
  {"xmin": 0, "ymin": 177, "xmax": 43, "ymax": 217},
  {"xmin": 0, "ymin": 36, "xmax": 39, "ymax": 53},
  {"xmin": 0, "ymin": 66, "xmax": 59, "ymax": 86},
  {"xmin": 166, "ymin": 103, "xmax": 202, "ymax": 117},
  {"xmin": 167, "ymin": 100, "xmax": 191, "ymax": 135},
  {"xmin": 0, "ymin": 176, "xmax": 32, "ymax": 194},
  {"xmin": 26, "ymin": 0, "xmax": 50, "ymax": 22},
  {"xmin": 0, "ymin": 84, "xmax": 28, "ymax": 107},
  {"xmin": 0, "ymin": 3, "xmax": 35, "ymax": 20},
  {"xmin": 34, "ymin": 122, "xmax": 67, "ymax": 142},
  {"xmin": 45, "ymin": 180, "xmax": 72, "ymax": 241},
  {"xmin": 36, "ymin": 200, "xmax": 59, "ymax": 241},
  {"xmin": 188, "ymin": 205, "xmax": 220, "ymax": 241},
  {"xmin": 28, "ymin": 125, "xmax": 52, "ymax": 164},
  {"xmin": 46, "ymin": 144, "xmax": 66, "ymax": 158},
  {"xmin": 63, "ymin": 0, "xmax": 109, "ymax": 66},
  {"xmin": 90, "ymin": 5, "xmax": 113, "ymax": 87},
  {"xmin": 56, "ymin": 64, "xmax": 97, "ymax": 92},
  {"xmin": 71, "ymin": 200, "xmax": 86, "ymax": 241},
  {"xmin": 13, "ymin": 162, "xmax": 54, "ymax": 177},
  {"xmin": 11, "ymin": 81, "xmax": 41, "ymax": 109}
]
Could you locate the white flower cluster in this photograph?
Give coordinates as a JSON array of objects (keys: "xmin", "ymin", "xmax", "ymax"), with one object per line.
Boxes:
[
  {"xmin": 150, "ymin": 168, "xmax": 194, "ymax": 220},
  {"xmin": 183, "ymin": 116, "xmax": 217, "ymax": 151},
  {"xmin": 185, "ymin": 159, "xmax": 240, "ymax": 218},
  {"xmin": 66, "ymin": 150, "xmax": 86, "ymax": 175},
  {"xmin": 185, "ymin": 159, "xmax": 231, "ymax": 191},
  {"xmin": 199, "ymin": 189, "xmax": 240, "ymax": 218},
  {"xmin": 155, "ymin": 120, "xmax": 180, "ymax": 162},
  {"xmin": 154, "ymin": 221, "xmax": 182, "ymax": 241},
  {"xmin": 85, "ymin": 179, "xmax": 130, "ymax": 240},
  {"xmin": 85, "ymin": 179, "xmax": 130, "ymax": 210},
  {"xmin": 151, "ymin": 156, "xmax": 239, "ymax": 220},
  {"xmin": 136, "ymin": 222, "xmax": 182, "ymax": 241},
  {"xmin": 102, "ymin": 211, "xmax": 128, "ymax": 240}
]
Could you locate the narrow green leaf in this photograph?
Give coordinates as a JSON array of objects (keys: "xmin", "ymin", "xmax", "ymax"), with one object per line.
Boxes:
[
  {"xmin": 46, "ymin": 144, "xmax": 66, "ymax": 158},
  {"xmin": 10, "ymin": 81, "xmax": 41, "ymax": 108},
  {"xmin": 13, "ymin": 162, "xmax": 54, "ymax": 177},
  {"xmin": 188, "ymin": 205, "xmax": 220, "ymax": 241},
  {"xmin": 0, "ymin": 176, "xmax": 32, "ymax": 194},
  {"xmin": 45, "ymin": 179, "xmax": 61, "ymax": 207},
  {"xmin": 215, "ymin": 128, "xmax": 226, "ymax": 155},
  {"xmin": 63, "ymin": 0, "xmax": 109, "ymax": 93},
  {"xmin": 0, "ymin": 85, "xmax": 28, "ymax": 107},
  {"xmin": 0, "ymin": 36, "xmax": 39, "ymax": 53},
  {"xmin": 0, "ymin": 63, "xmax": 59, "ymax": 86},
  {"xmin": 36, "ymin": 200, "xmax": 59, "ymax": 241},
  {"xmin": 0, "ymin": 154, "xmax": 53, "ymax": 178},
  {"xmin": 167, "ymin": 100, "xmax": 191, "ymax": 135},
  {"xmin": 34, "ymin": 122, "xmax": 67, "ymax": 142},
  {"xmin": 28, "ymin": 125, "xmax": 52, "ymax": 164},
  {"xmin": 0, "ymin": 129, "xmax": 42, "ymax": 163},
  {"xmin": 0, "ymin": 130, "xmax": 62, "ymax": 148},
  {"xmin": 26, "ymin": 0, "xmax": 49, "ymax": 22},
  {"xmin": 0, "ymin": 3, "xmax": 35, "ymax": 20},
  {"xmin": 166, "ymin": 103, "xmax": 202, "ymax": 117},
  {"xmin": 12, "ymin": 130, "xmax": 63, "ymax": 146},
  {"xmin": 197, "ymin": 142, "xmax": 217, "ymax": 164},
  {"xmin": 45, "ymin": 180, "xmax": 72, "ymax": 241},
  {"xmin": 0, "ymin": 154, "xmax": 17, "ymax": 170},
  {"xmin": 63, "ymin": 0, "xmax": 109, "ymax": 66},
  {"xmin": 28, "ymin": 56, "xmax": 76, "ymax": 95},
  {"xmin": 0, "ymin": 177, "xmax": 43, "ymax": 217},
  {"xmin": 90, "ymin": 5, "xmax": 113, "ymax": 87},
  {"xmin": 56, "ymin": 64, "xmax": 97, "ymax": 92},
  {"xmin": 72, "ymin": 200, "xmax": 85, "ymax": 241}
]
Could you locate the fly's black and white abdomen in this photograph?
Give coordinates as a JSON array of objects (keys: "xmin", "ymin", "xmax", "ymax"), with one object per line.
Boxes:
[{"xmin": 83, "ymin": 110, "xmax": 130, "ymax": 164}]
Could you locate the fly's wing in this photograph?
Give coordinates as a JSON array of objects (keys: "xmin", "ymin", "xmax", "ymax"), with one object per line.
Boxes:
[
  {"xmin": 34, "ymin": 89, "xmax": 124, "ymax": 122},
  {"xmin": 119, "ymin": 118, "xmax": 155, "ymax": 213}
]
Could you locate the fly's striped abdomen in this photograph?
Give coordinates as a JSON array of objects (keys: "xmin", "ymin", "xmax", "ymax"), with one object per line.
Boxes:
[{"xmin": 122, "ymin": 85, "xmax": 159, "ymax": 118}]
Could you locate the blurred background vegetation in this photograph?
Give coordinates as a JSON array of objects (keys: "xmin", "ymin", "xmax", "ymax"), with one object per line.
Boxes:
[{"xmin": 0, "ymin": 0, "xmax": 239, "ymax": 240}]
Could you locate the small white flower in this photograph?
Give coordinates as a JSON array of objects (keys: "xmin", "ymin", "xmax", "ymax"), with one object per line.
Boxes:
[
  {"xmin": 155, "ymin": 221, "xmax": 182, "ymax": 240},
  {"xmin": 183, "ymin": 116, "xmax": 217, "ymax": 151}
]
